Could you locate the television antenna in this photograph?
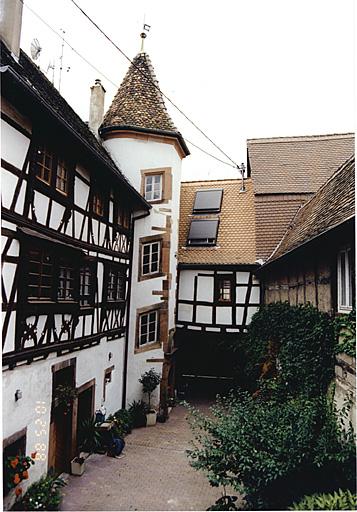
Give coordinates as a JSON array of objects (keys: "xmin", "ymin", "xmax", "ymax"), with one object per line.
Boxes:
[{"xmin": 30, "ymin": 38, "xmax": 42, "ymax": 61}]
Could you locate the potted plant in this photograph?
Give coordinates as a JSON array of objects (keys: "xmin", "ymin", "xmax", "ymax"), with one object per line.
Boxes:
[
  {"xmin": 54, "ymin": 384, "xmax": 77, "ymax": 415},
  {"xmin": 128, "ymin": 400, "xmax": 148, "ymax": 428},
  {"xmin": 70, "ymin": 454, "xmax": 86, "ymax": 476},
  {"xmin": 139, "ymin": 368, "xmax": 161, "ymax": 426}
]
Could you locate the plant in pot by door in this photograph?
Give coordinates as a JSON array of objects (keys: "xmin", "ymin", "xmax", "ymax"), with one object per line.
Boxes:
[
  {"xmin": 139, "ymin": 368, "xmax": 161, "ymax": 426},
  {"xmin": 54, "ymin": 384, "xmax": 77, "ymax": 415},
  {"xmin": 70, "ymin": 454, "xmax": 85, "ymax": 476},
  {"xmin": 70, "ymin": 417, "xmax": 102, "ymax": 475}
]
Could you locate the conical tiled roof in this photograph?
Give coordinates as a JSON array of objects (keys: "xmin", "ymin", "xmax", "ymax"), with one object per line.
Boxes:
[{"xmin": 102, "ymin": 52, "xmax": 178, "ymax": 133}]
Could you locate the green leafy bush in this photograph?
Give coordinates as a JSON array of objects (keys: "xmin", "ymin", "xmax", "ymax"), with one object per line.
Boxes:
[
  {"xmin": 107, "ymin": 409, "xmax": 133, "ymax": 438},
  {"xmin": 334, "ymin": 310, "xmax": 356, "ymax": 357},
  {"xmin": 128, "ymin": 400, "xmax": 148, "ymax": 428},
  {"xmin": 187, "ymin": 391, "xmax": 356, "ymax": 510},
  {"xmin": 290, "ymin": 488, "xmax": 357, "ymax": 510},
  {"xmin": 13, "ymin": 473, "xmax": 66, "ymax": 510},
  {"xmin": 244, "ymin": 302, "xmax": 335, "ymax": 397}
]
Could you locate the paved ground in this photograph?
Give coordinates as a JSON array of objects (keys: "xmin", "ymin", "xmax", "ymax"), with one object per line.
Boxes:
[{"xmin": 61, "ymin": 402, "xmax": 232, "ymax": 511}]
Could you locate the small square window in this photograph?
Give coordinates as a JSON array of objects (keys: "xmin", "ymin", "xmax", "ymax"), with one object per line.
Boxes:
[
  {"xmin": 142, "ymin": 241, "xmax": 161, "ymax": 276},
  {"xmin": 144, "ymin": 174, "xmax": 162, "ymax": 201},
  {"xmin": 216, "ymin": 276, "xmax": 234, "ymax": 304},
  {"xmin": 139, "ymin": 310, "xmax": 159, "ymax": 346},
  {"xmin": 187, "ymin": 219, "xmax": 219, "ymax": 246}
]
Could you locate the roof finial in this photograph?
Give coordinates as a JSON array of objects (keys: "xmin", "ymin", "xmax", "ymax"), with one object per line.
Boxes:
[{"xmin": 140, "ymin": 23, "xmax": 151, "ymax": 53}]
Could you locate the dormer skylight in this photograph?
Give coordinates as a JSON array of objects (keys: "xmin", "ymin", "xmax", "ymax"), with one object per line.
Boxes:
[
  {"xmin": 192, "ymin": 189, "xmax": 223, "ymax": 214},
  {"xmin": 187, "ymin": 219, "xmax": 219, "ymax": 246}
]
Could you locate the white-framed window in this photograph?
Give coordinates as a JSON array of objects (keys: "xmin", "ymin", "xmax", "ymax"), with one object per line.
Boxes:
[
  {"xmin": 142, "ymin": 241, "xmax": 161, "ymax": 276},
  {"xmin": 337, "ymin": 247, "xmax": 353, "ymax": 312},
  {"xmin": 144, "ymin": 174, "xmax": 162, "ymax": 201},
  {"xmin": 139, "ymin": 310, "xmax": 159, "ymax": 346}
]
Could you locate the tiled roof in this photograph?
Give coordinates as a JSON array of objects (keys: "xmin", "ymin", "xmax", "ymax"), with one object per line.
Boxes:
[
  {"xmin": 267, "ymin": 156, "xmax": 355, "ymax": 263},
  {"xmin": 102, "ymin": 52, "xmax": 177, "ymax": 133},
  {"xmin": 0, "ymin": 41, "xmax": 149, "ymax": 209},
  {"xmin": 178, "ymin": 179, "xmax": 257, "ymax": 265},
  {"xmin": 255, "ymin": 194, "xmax": 311, "ymax": 260},
  {"xmin": 248, "ymin": 133, "xmax": 354, "ymax": 194}
]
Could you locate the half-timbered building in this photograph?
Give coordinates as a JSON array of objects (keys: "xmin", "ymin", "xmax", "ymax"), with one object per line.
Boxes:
[
  {"xmin": 98, "ymin": 48, "xmax": 189, "ymax": 406},
  {"xmin": 257, "ymin": 155, "xmax": 355, "ymax": 428},
  {"xmin": 1, "ymin": 6, "xmax": 150, "ymax": 496},
  {"xmin": 175, "ymin": 178, "xmax": 260, "ymax": 389}
]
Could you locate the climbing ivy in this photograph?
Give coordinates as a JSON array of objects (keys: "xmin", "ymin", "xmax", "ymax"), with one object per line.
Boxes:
[
  {"xmin": 334, "ymin": 310, "xmax": 356, "ymax": 358},
  {"xmin": 242, "ymin": 302, "xmax": 336, "ymax": 397}
]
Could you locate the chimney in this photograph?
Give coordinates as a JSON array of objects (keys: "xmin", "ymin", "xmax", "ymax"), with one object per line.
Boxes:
[
  {"xmin": 89, "ymin": 79, "xmax": 106, "ymax": 138},
  {"xmin": 0, "ymin": 0, "xmax": 23, "ymax": 60}
]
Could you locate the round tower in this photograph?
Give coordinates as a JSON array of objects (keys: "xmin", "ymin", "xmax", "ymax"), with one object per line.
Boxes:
[{"xmin": 100, "ymin": 49, "xmax": 189, "ymax": 408}]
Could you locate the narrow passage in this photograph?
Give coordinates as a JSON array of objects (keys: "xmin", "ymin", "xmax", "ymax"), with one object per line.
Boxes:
[{"xmin": 61, "ymin": 404, "xmax": 230, "ymax": 511}]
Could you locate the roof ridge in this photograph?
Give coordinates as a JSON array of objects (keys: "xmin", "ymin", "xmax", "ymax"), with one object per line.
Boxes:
[{"xmin": 247, "ymin": 132, "xmax": 354, "ymax": 144}]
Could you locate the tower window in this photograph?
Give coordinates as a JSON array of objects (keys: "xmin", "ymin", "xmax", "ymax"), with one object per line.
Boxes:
[
  {"xmin": 142, "ymin": 241, "xmax": 161, "ymax": 276},
  {"xmin": 144, "ymin": 174, "xmax": 162, "ymax": 201}
]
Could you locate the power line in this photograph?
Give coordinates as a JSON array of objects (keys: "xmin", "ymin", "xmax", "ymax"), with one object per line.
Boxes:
[
  {"xmin": 21, "ymin": 0, "xmax": 239, "ymax": 171},
  {"xmin": 68, "ymin": 0, "xmax": 240, "ymax": 169},
  {"xmin": 21, "ymin": 0, "xmax": 118, "ymax": 88},
  {"xmin": 184, "ymin": 139, "xmax": 236, "ymax": 168}
]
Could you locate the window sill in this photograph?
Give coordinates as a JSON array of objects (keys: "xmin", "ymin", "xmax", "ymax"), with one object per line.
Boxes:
[
  {"xmin": 138, "ymin": 271, "xmax": 165, "ymax": 282},
  {"xmin": 337, "ymin": 307, "xmax": 353, "ymax": 314},
  {"xmin": 134, "ymin": 341, "xmax": 162, "ymax": 354}
]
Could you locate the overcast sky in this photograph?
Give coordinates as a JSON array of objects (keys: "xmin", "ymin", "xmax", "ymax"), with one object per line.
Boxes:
[{"xmin": 20, "ymin": 0, "xmax": 355, "ymax": 181}]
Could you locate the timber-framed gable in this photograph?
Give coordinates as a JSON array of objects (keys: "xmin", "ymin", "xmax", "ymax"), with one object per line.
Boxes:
[{"xmin": 1, "ymin": 41, "xmax": 150, "ymax": 369}]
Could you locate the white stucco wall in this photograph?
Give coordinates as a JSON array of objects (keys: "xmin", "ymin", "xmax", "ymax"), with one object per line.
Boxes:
[
  {"xmin": 2, "ymin": 336, "xmax": 125, "ymax": 504},
  {"xmin": 103, "ymin": 135, "xmax": 183, "ymax": 407}
]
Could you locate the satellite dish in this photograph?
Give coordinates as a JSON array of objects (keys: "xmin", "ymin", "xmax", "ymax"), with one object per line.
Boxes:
[{"xmin": 30, "ymin": 38, "xmax": 42, "ymax": 61}]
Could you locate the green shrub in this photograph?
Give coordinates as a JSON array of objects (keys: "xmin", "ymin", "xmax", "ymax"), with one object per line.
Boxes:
[
  {"xmin": 107, "ymin": 409, "xmax": 132, "ymax": 438},
  {"xmin": 244, "ymin": 302, "xmax": 335, "ymax": 397},
  {"xmin": 13, "ymin": 473, "xmax": 66, "ymax": 510},
  {"xmin": 187, "ymin": 391, "xmax": 356, "ymax": 510},
  {"xmin": 128, "ymin": 400, "xmax": 148, "ymax": 428},
  {"xmin": 290, "ymin": 488, "xmax": 357, "ymax": 510},
  {"xmin": 114, "ymin": 409, "xmax": 133, "ymax": 433}
]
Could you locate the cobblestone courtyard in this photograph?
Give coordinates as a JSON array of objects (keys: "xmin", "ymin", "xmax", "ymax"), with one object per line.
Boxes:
[{"xmin": 61, "ymin": 403, "xmax": 228, "ymax": 511}]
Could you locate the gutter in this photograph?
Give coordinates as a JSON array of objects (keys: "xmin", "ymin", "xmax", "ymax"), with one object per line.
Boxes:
[
  {"xmin": 100, "ymin": 124, "xmax": 190, "ymax": 157},
  {"xmin": 1, "ymin": 65, "xmax": 151, "ymax": 211}
]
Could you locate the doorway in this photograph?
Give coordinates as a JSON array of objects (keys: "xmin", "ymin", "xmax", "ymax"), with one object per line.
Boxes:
[{"xmin": 48, "ymin": 361, "xmax": 76, "ymax": 474}]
